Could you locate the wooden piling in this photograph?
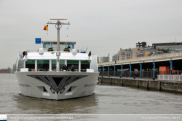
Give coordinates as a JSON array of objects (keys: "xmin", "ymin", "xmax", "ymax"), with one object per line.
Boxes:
[
  {"xmin": 137, "ymin": 80, "xmax": 139, "ymax": 88},
  {"xmin": 121, "ymin": 79, "xmax": 123, "ymax": 86},
  {"xmin": 147, "ymin": 81, "xmax": 149, "ymax": 90},
  {"xmin": 175, "ymin": 83, "xmax": 178, "ymax": 93},
  {"xmin": 110, "ymin": 78, "xmax": 112, "ymax": 84},
  {"xmin": 158, "ymin": 81, "xmax": 161, "ymax": 91}
]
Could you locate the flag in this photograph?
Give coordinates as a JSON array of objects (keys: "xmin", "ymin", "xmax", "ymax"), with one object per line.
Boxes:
[{"xmin": 43, "ymin": 25, "xmax": 48, "ymax": 31}]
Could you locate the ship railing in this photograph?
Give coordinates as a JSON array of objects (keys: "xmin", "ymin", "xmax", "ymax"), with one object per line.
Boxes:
[
  {"xmin": 18, "ymin": 49, "xmax": 93, "ymax": 56},
  {"xmin": 16, "ymin": 68, "xmax": 94, "ymax": 72},
  {"xmin": 20, "ymin": 48, "xmax": 75, "ymax": 53}
]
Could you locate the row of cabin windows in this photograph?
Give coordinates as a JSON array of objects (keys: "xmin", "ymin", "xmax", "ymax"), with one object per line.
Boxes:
[{"xmin": 26, "ymin": 60, "xmax": 90, "ymax": 72}]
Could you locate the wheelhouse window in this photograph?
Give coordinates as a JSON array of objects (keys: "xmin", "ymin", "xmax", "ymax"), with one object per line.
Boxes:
[
  {"xmin": 26, "ymin": 60, "xmax": 35, "ymax": 71},
  {"xmin": 43, "ymin": 42, "xmax": 51, "ymax": 48},
  {"xmin": 67, "ymin": 43, "xmax": 74, "ymax": 49},
  {"xmin": 81, "ymin": 61, "xmax": 90, "ymax": 72},
  {"xmin": 52, "ymin": 42, "xmax": 66, "ymax": 51},
  {"xmin": 52, "ymin": 43, "xmax": 57, "ymax": 48},
  {"xmin": 60, "ymin": 42, "xmax": 66, "ymax": 50},
  {"xmin": 67, "ymin": 60, "xmax": 78, "ymax": 71},
  {"xmin": 37, "ymin": 60, "xmax": 49, "ymax": 71},
  {"xmin": 52, "ymin": 60, "xmax": 65, "ymax": 71}
]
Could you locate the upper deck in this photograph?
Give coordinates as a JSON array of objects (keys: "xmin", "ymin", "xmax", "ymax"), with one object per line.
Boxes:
[
  {"xmin": 16, "ymin": 41, "xmax": 98, "ymax": 72},
  {"xmin": 24, "ymin": 51, "xmax": 92, "ymax": 60}
]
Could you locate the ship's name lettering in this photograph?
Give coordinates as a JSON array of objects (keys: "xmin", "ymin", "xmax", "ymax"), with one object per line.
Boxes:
[
  {"xmin": 84, "ymin": 84, "xmax": 96, "ymax": 87},
  {"xmin": 19, "ymin": 83, "xmax": 31, "ymax": 87}
]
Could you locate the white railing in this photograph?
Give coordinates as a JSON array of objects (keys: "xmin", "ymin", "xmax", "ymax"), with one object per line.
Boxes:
[
  {"xmin": 157, "ymin": 75, "xmax": 182, "ymax": 81},
  {"xmin": 20, "ymin": 48, "xmax": 74, "ymax": 53}
]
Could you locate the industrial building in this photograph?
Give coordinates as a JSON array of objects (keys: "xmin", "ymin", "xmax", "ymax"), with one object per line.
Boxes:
[
  {"xmin": 0, "ymin": 68, "xmax": 11, "ymax": 73},
  {"xmin": 112, "ymin": 54, "xmax": 119, "ymax": 61},
  {"xmin": 99, "ymin": 57, "xmax": 109, "ymax": 63},
  {"xmin": 152, "ymin": 42, "xmax": 182, "ymax": 53},
  {"xmin": 117, "ymin": 48, "xmax": 132, "ymax": 60}
]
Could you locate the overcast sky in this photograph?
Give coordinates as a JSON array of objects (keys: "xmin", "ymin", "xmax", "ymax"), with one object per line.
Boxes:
[{"xmin": 0, "ymin": 0, "xmax": 182, "ymax": 68}]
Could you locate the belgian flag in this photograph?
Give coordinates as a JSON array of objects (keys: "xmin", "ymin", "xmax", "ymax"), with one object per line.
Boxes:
[{"xmin": 43, "ymin": 25, "xmax": 48, "ymax": 31}]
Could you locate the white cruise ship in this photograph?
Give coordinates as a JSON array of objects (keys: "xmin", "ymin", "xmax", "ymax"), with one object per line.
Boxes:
[{"xmin": 15, "ymin": 19, "xmax": 99, "ymax": 100}]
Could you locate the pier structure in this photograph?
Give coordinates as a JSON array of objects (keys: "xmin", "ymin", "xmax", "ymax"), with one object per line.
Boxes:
[
  {"xmin": 98, "ymin": 76, "xmax": 182, "ymax": 93},
  {"xmin": 98, "ymin": 51, "xmax": 182, "ymax": 78}
]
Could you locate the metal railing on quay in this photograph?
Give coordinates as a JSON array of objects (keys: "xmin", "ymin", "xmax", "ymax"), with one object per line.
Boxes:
[
  {"xmin": 158, "ymin": 75, "xmax": 182, "ymax": 81},
  {"xmin": 109, "ymin": 71, "xmax": 114, "ymax": 76},
  {"xmin": 142, "ymin": 71, "xmax": 153, "ymax": 78},
  {"xmin": 115, "ymin": 71, "xmax": 121, "ymax": 76},
  {"xmin": 131, "ymin": 71, "xmax": 140, "ymax": 77}
]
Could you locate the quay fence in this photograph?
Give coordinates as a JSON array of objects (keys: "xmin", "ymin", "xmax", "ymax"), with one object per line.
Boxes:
[{"xmin": 158, "ymin": 75, "xmax": 182, "ymax": 81}]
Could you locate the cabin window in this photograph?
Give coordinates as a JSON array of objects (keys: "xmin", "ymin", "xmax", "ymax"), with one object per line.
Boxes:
[
  {"xmin": 60, "ymin": 42, "xmax": 66, "ymax": 50},
  {"xmin": 52, "ymin": 42, "xmax": 66, "ymax": 51},
  {"xmin": 67, "ymin": 60, "xmax": 78, "ymax": 71},
  {"xmin": 52, "ymin": 43, "xmax": 57, "ymax": 48},
  {"xmin": 43, "ymin": 42, "xmax": 51, "ymax": 48},
  {"xmin": 81, "ymin": 61, "xmax": 90, "ymax": 72},
  {"xmin": 52, "ymin": 60, "xmax": 65, "ymax": 71},
  {"xmin": 37, "ymin": 60, "xmax": 49, "ymax": 71},
  {"xmin": 67, "ymin": 43, "xmax": 74, "ymax": 49},
  {"xmin": 26, "ymin": 60, "xmax": 35, "ymax": 71}
]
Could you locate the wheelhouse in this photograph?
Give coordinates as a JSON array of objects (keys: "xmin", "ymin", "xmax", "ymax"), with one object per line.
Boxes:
[{"xmin": 42, "ymin": 41, "xmax": 76, "ymax": 51}]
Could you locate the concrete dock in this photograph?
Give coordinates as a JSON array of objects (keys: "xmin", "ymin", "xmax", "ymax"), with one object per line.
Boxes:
[{"xmin": 98, "ymin": 76, "xmax": 182, "ymax": 93}]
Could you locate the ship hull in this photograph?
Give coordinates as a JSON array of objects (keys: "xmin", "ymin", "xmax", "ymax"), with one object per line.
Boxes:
[{"xmin": 15, "ymin": 71, "xmax": 99, "ymax": 100}]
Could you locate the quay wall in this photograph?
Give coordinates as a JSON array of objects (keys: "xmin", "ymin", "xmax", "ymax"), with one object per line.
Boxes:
[{"xmin": 98, "ymin": 76, "xmax": 182, "ymax": 93}]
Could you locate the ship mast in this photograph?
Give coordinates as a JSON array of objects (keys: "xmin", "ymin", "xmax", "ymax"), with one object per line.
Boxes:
[{"xmin": 47, "ymin": 19, "xmax": 70, "ymax": 71}]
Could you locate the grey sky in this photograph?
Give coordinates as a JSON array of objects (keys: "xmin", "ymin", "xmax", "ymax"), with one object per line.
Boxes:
[{"xmin": 0, "ymin": 0, "xmax": 182, "ymax": 68}]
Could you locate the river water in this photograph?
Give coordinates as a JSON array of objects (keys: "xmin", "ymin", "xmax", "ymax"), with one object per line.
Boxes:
[{"xmin": 0, "ymin": 74, "xmax": 181, "ymax": 121}]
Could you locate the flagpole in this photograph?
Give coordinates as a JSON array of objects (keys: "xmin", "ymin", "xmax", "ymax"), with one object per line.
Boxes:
[
  {"xmin": 56, "ymin": 20, "xmax": 61, "ymax": 71},
  {"xmin": 47, "ymin": 19, "xmax": 70, "ymax": 71}
]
